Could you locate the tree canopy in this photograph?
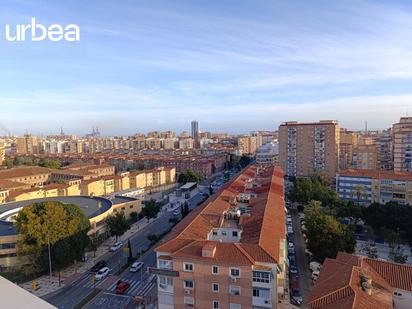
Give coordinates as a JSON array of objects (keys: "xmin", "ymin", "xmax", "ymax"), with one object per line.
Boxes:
[
  {"xmin": 140, "ymin": 199, "xmax": 161, "ymax": 219},
  {"xmin": 304, "ymin": 200, "xmax": 356, "ymax": 262},
  {"xmin": 15, "ymin": 201, "xmax": 90, "ymax": 274},
  {"xmin": 105, "ymin": 212, "xmax": 130, "ymax": 240},
  {"xmin": 178, "ymin": 169, "xmax": 203, "ymax": 184}
]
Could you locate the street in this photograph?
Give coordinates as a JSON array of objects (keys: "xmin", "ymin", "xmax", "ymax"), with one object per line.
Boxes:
[
  {"xmin": 43, "ymin": 191, "xmax": 206, "ymax": 308},
  {"xmin": 290, "ymin": 209, "xmax": 312, "ymax": 305}
]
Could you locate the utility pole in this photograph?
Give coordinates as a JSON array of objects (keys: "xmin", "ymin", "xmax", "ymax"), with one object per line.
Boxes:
[{"xmin": 47, "ymin": 234, "xmax": 52, "ymax": 282}]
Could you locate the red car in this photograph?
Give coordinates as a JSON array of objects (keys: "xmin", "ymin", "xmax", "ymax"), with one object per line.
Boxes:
[{"xmin": 116, "ymin": 281, "xmax": 130, "ymax": 294}]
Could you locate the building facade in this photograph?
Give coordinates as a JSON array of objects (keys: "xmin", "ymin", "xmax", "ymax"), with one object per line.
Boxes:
[
  {"xmin": 336, "ymin": 169, "xmax": 412, "ymax": 205},
  {"xmin": 154, "ymin": 165, "xmax": 286, "ymax": 309},
  {"xmin": 393, "ymin": 117, "xmax": 412, "ymax": 173},
  {"xmin": 278, "ymin": 120, "xmax": 339, "ymax": 179}
]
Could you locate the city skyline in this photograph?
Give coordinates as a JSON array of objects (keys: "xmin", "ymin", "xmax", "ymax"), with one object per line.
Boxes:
[{"xmin": 2, "ymin": 0, "xmax": 412, "ymax": 134}]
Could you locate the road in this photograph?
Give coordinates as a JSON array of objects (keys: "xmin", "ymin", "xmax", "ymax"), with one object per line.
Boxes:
[
  {"xmin": 291, "ymin": 209, "xmax": 312, "ymax": 305},
  {"xmin": 44, "ymin": 191, "xmax": 206, "ymax": 308}
]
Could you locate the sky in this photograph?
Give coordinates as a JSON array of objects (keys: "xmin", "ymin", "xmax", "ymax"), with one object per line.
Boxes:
[{"xmin": 1, "ymin": 0, "xmax": 412, "ymax": 136}]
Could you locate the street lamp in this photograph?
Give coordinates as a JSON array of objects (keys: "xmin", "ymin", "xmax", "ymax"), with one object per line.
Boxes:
[{"xmin": 47, "ymin": 233, "xmax": 52, "ymax": 283}]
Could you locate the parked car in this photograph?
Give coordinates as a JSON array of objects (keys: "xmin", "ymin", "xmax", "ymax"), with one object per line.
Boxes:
[
  {"xmin": 110, "ymin": 241, "xmax": 123, "ymax": 252},
  {"xmin": 95, "ymin": 267, "xmax": 110, "ymax": 280},
  {"xmin": 310, "ymin": 261, "xmax": 321, "ymax": 272},
  {"xmin": 288, "ymin": 242, "xmax": 294, "ymax": 249},
  {"xmin": 116, "ymin": 280, "xmax": 130, "ymax": 294},
  {"xmin": 291, "ymin": 289, "xmax": 303, "ymax": 306},
  {"xmin": 173, "ymin": 210, "xmax": 180, "ymax": 217},
  {"xmin": 288, "ymin": 247, "xmax": 296, "ymax": 255},
  {"xmin": 290, "ymin": 265, "xmax": 298, "ymax": 275},
  {"xmin": 312, "ymin": 270, "xmax": 320, "ymax": 282},
  {"xmin": 130, "ymin": 261, "xmax": 144, "ymax": 273},
  {"xmin": 90, "ymin": 260, "xmax": 107, "ymax": 272}
]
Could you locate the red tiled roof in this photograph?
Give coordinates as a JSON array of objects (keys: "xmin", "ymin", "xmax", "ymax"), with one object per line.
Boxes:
[
  {"xmin": 338, "ymin": 169, "xmax": 412, "ymax": 181},
  {"xmin": 307, "ymin": 252, "xmax": 412, "ymax": 309},
  {"xmin": 155, "ymin": 165, "xmax": 285, "ymax": 265}
]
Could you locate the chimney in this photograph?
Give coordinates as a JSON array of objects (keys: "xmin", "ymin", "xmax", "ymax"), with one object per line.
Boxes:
[
  {"xmin": 361, "ymin": 274, "xmax": 372, "ymax": 295},
  {"xmin": 202, "ymin": 241, "xmax": 217, "ymax": 258}
]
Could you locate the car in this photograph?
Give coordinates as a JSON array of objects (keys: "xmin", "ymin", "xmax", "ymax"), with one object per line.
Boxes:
[
  {"xmin": 95, "ymin": 267, "xmax": 110, "ymax": 280},
  {"xmin": 288, "ymin": 246, "xmax": 295, "ymax": 255},
  {"xmin": 130, "ymin": 261, "xmax": 144, "ymax": 273},
  {"xmin": 173, "ymin": 210, "xmax": 180, "ymax": 216},
  {"xmin": 288, "ymin": 242, "xmax": 294, "ymax": 249},
  {"xmin": 110, "ymin": 241, "xmax": 123, "ymax": 252},
  {"xmin": 90, "ymin": 260, "xmax": 107, "ymax": 272},
  {"xmin": 310, "ymin": 261, "xmax": 321, "ymax": 272},
  {"xmin": 116, "ymin": 280, "xmax": 130, "ymax": 294},
  {"xmin": 290, "ymin": 276, "xmax": 300, "ymax": 290},
  {"xmin": 289, "ymin": 265, "xmax": 298, "ymax": 275},
  {"xmin": 312, "ymin": 270, "xmax": 320, "ymax": 282},
  {"xmin": 291, "ymin": 289, "xmax": 303, "ymax": 305}
]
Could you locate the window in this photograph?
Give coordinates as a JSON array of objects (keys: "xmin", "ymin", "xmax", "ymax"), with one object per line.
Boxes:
[
  {"xmin": 213, "ymin": 301, "xmax": 219, "ymax": 309},
  {"xmin": 221, "ymin": 231, "xmax": 227, "ymax": 236},
  {"xmin": 129, "ymin": 205, "xmax": 133, "ymax": 209},
  {"xmin": 232, "ymin": 231, "xmax": 238, "ymax": 237},
  {"xmin": 212, "ymin": 283, "xmax": 219, "ymax": 292},
  {"xmin": 184, "ymin": 297, "xmax": 194, "ymax": 307},
  {"xmin": 184, "ymin": 280, "xmax": 194, "ymax": 289},
  {"xmin": 184, "ymin": 263, "xmax": 194, "ymax": 272},
  {"xmin": 230, "ymin": 285, "xmax": 241, "ymax": 296},
  {"xmin": 252, "ymin": 271, "xmax": 271, "ymax": 283},
  {"xmin": 212, "ymin": 265, "xmax": 219, "ymax": 275},
  {"xmin": 230, "ymin": 268, "xmax": 240, "ymax": 278},
  {"xmin": 253, "ymin": 287, "xmax": 270, "ymax": 298},
  {"xmin": 212, "ymin": 231, "xmax": 217, "ymax": 236}
]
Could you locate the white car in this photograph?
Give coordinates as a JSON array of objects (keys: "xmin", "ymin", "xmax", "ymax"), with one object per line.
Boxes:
[
  {"xmin": 110, "ymin": 241, "xmax": 123, "ymax": 252},
  {"xmin": 95, "ymin": 267, "xmax": 110, "ymax": 280},
  {"xmin": 130, "ymin": 261, "xmax": 144, "ymax": 273},
  {"xmin": 310, "ymin": 261, "xmax": 321, "ymax": 272},
  {"xmin": 288, "ymin": 242, "xmax": 294, "ymax": 249}
]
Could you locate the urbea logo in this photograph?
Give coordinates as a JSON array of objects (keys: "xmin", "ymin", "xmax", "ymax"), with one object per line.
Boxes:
[{"xmin": 5, "ymin": 17, "xmax": 80, "ymax": 42}]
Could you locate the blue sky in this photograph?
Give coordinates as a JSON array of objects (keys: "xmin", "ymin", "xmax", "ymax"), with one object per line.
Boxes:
[{"xmin": 1, "ymin": 0, "xmax": 412, "ymax": 135}]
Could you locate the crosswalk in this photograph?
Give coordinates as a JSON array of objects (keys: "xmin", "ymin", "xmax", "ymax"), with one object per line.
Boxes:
[
  {"xmin": 106, "ymin": 278, "xmax": 141, "ymax": 295},
  {"xmin": 70, "ymin": 274, "xmax": 107, "ymax": 289}
]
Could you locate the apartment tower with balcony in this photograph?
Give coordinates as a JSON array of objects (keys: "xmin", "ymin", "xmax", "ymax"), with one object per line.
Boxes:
[
  {"xmin": 154, "ymin": 165, "xmax": 286, "ymax": 309},
  {"xmin": 278, "ymin": 120, "xmax": 340, "ymax": 179}
]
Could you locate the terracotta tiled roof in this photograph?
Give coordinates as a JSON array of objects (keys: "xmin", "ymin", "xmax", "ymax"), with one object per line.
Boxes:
[
  {"xmin": 307, "ymin": 252, "xmax": 412, "ymax": 309},
  {"xmin": 338, "ymin": 169, "xmax": 412, "ymax": 181},
  {"xmin": 0, "ymin": 167, "xmax": 51, "ymax": 179},
  {"xmin": 155, "ymin": 165, "xmax": 285, "ymax": 266}
]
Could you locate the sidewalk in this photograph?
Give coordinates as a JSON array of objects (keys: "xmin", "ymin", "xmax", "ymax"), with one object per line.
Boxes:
[{"xmin": 19, "ymin": 217, "xmax": 154, "ymax": 297}]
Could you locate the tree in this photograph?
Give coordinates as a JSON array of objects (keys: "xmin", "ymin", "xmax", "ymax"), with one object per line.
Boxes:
[
  {"xmin": 105, "ymin": 212, "xmax": 130, "ymax": 240},
  {"xmin": 129, "ymin": 211, "xmax": 138, "ymax": 223},
  {"xmin": 141, "ymin": 199, "xmax": 161, "ymax": 219},
  {"xmin": 304, "ymin": 201, "xmax": 356, "ymax": 262},
  {"xmin": 15, "ymin": 201, "xmax": 90, "ymax": 275},
  {"xmin": 352, "ymin": 185, "xmax": 367, "ymax": 204},
  {"xmin": 38, "ymin": 159, "xmax": 61, "ymax": 169},
  {"xmin": 178, "ymin": 169, "xmax": 203, "ymax": 184}
]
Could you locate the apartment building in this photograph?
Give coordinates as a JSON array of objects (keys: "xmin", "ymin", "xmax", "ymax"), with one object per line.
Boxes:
[
  {"xmin": 352, "ymin": 144, "xmax": 378, "ymax": 170},
  {"xmin": 377, "ymin": 130, "xmax": 393, "ymax": 170},
  {"xmin": 278, "ymin": 120, "xmax": 339, "ymax": 179},
  {"xmin": 0, "ymin": 140, "xmax": 5, "ymax": 166},
  {"xmin": 16, "ymin": 134, "xmax": 38, "ymax": 154},
  {"xmin": 393, "ymin": 117, "xmax": 412, "ymax": 173},
  {"xmin": 336, "ymin": 169, "xmax": 412, "ymax": 205},
  {"xmin": 154, "ymin": 165, "xmax": 286, "ymax": 309},
  {"xmin": 129, "ymin": 167, "xmax": 176, "ymax": 189},
  {"xmin": 0, "ymin": 166, "xmax": 51, "ymax": 187},
  {"xmin": 256, "ymin": 143, "xmax": 278, "ymax": 167},
  {"xmin": 307, "ymin": 252, "xmax": 412, "ymax": 309},
  {"xmin": 339, "ymin": 129, "xmax": 358, "ymax": 170}
]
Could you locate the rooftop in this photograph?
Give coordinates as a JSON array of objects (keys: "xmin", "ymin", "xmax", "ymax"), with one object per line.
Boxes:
[
  {"xmin": 307, "ymin": 252, "xmax": 412, "ymax": 309},
  {"xmin": 155, "ymin": 165, "xmax": 285, "ymax": 265},
  {"xmin": 338, "ymin": 169, "xmax": 412, "ymax": 181},
  {"xmin": 0, "ymin": 166, "xmax": 51, "ymax": 179}
]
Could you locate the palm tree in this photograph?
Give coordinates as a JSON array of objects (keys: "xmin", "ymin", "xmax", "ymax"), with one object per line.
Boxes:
[{"xmin": 352, "ymin": 185, "xmax": 367, "ymax": 205}]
